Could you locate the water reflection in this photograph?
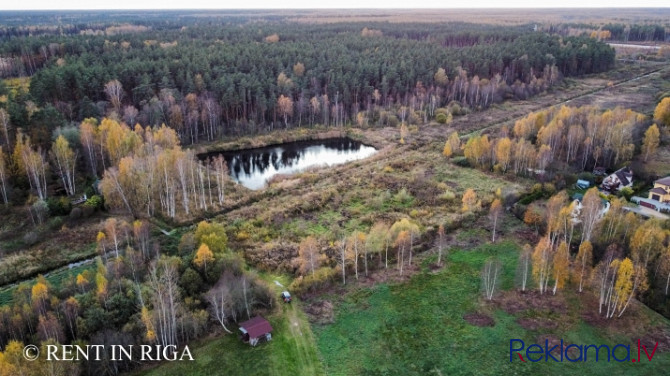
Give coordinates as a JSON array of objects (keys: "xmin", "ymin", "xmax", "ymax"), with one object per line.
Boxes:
[{"xmin": 203, "ymin": 138, "xmax": 377, "ymax": 190}]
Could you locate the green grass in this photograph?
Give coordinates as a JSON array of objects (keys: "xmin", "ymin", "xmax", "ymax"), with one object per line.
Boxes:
[
  {"xmin": 137, "ymin": 272, "xmax": 325, "ymax": 376},
  {"xmin": 314, "ymin": 242, "xmax": 670, "ymax": 375},
  {"xmin": 0, "ymin": 261, "xmax": 96, "ymax": 306}
]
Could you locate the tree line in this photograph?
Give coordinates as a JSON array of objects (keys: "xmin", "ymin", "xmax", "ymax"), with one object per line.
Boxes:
[
  {"xmin": 444, "ymin": 104, "xmax": 664, "ymax": 177},
  {"xmin": 510, "ymin": 189, "xmax": 670, "ymax": 319},
  {"xmin": 0, "ymin": 22, "xmax": 614, "ymax": 139}
]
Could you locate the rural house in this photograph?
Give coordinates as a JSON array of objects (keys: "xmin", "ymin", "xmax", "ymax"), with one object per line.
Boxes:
[
  {"xmin": 238, "ymin": 316, "xmax": 273, "ymax": 346},
  {"xmin": 648, "ymin": 177, "xmax": 670, "ymax": 204},
  {"xmin": 600, "ymin": 167, "xmax": 633, "ymax": 192}
]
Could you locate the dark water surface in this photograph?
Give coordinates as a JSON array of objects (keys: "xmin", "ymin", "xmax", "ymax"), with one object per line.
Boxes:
[{"xmin": 201, "ymin": 138, "xmax": 377, "ymax": 190}]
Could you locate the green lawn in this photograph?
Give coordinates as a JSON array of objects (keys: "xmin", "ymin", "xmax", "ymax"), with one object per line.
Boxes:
[{"xmin": 314, "ymin": 242, "xmax": 670, "ymax": 375}]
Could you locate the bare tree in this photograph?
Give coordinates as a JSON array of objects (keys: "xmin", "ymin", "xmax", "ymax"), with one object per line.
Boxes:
[
  {"xmin": 482, "ymin": 258, "xmax": 502, "ymax": 300},
  {"xmin": 436, "ymin": 224, "xmax": 446, "ymax": 267},
  {"xmin": 206, "ymin": 281, "xmax": 233, "ymax": 333},
  {"xmin": 147, "ymin": 258, "xmax": 181, "ymax": 347},
  {"xmin": 0, "ymin": 108, "xmax": 11, "ymax": 148},
  {"xmin": 0, "ymin": 147, "xmax": 9, "ymax": 204},
  {"xmin": 517, "ymin": 244, "xmax": 532, "ymax": 292},
  {"xmin": 104, "ymin": 79, "xmax": 124, "ymax": 114}
]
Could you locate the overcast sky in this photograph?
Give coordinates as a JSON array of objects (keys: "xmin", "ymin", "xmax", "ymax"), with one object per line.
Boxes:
[{"xmin": 2, "ymin": 1, "xmax": 670, "ymax": 11}]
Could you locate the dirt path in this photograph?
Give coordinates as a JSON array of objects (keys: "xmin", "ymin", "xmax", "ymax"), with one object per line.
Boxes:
[
  {"xmin": 265, "ymin": 274, "xmax": 325, "ymax": 376},
  {"xmin": 280, "ymin": 301, "xmax": 325, "ymax": 376}
]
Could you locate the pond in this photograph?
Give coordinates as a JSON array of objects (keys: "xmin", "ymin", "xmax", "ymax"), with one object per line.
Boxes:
[{"xmin": 201, "ymin": 138, "xmax": 377, "ymax": 190}]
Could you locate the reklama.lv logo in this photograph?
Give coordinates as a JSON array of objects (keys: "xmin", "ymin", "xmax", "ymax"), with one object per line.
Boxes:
[{"xmin": 510, "ymin": 339, "xmax": 658, "ymax": 363}]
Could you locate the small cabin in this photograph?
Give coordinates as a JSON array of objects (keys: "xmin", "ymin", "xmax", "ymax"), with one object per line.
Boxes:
[{"xmin": 238, "ymin": 316, "xmax": 273, "ymax": 346}]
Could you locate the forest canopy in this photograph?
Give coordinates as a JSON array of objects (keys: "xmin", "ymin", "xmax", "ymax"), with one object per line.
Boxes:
[{"xmin": 0, "ymin": 20, "xmax": 615, "ymax": 141}]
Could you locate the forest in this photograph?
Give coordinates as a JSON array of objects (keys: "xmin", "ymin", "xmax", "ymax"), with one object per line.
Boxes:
[{"xmin": 0, "ymin": 18, "xmax": 615, "ymax": 147}]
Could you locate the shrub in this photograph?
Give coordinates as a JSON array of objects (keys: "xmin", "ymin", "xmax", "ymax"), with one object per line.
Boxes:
[
  {"xmin": 69, "ymin": 207, "xmax": 82, "ymax": 220},
  {"xmin": 48, "ymin": 216, "xmax": 64, "ymax": 231},
  {"xmin": 440, "ymin": 189, "xmax": 456, "ymax": 202},
  {"xmin": 84, "ymin": 195, "xmax": 103, "ymax": 210},
  {"xmin": 436, "ymin": 113, "xmax": 448, "ymax": 124},
  {"xmin": 618, "ymin": 187, "xmax": 634, "ymax": 201},
  {"xmin": 289, "ymin": 267, "xmax": 337, "ymax": 295},
  {"xmin": 47, "ymin": 197, "xmax": 72, "ymax": 216},
  {"xmin": 236, "ymin": 231, "xmax": 250, "ymax": 241},
  {"xmin": 23, "ymin": 231, "xmax": 39, "ymax": 246},
  {"xmin": 393, "ymin": 188, "xmax": 413, "ymax": 206},
  {"xmin": 452, "ymin": 156, "xmax": 469, "ymax": 167}
]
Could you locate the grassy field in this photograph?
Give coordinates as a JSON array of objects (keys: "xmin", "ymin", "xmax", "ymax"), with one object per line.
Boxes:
[
  {"xmin": 314, "ymin": 242, "xmax": 670, "ymax": 376},
  {"xmin": 138, "ymin": 241, "xmax": 670, "ymax": 376},
  {"xmin": 136, "ymin": 273, "xmax": 324, "ymax": 376}
]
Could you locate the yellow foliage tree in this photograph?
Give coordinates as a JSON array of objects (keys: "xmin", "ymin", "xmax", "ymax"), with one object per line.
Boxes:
[
  {"xmin": 532, "ymin": 236, "xmax": 552, "ymax": 294},
  {"xmin": 654, "ymin": 97, "xmax": 670, "ymax": 127},
  {"xmin": 552, "ymin": 241, "xmax": 570, "ymax": 294},
  {"xmin": 194, "ymin": 244, "xmax": 215, "ymax": 273},
  {"xmin": 76, "ymin": 273, "xmax": 88, "ymax": 293},
  {"xmin": 461, "ymin": 188, "xmax": 479, "ymax": 213},
  {"xmin": 195, "ymin": 221, "xmax": 227, "ymax": 254},
  {"xmin": 641, "ymin": 124, "xmax": 660, "ymax": 162},
  {"xmin": 495, "ymin": 137, "xmax": 512, "ymax": 172},
  {"xmin": 442, "ymin": 141, "xmax": 453, "ymax": 157},
  {"xmin": 575, "ymin": 241, "xmax": 593, "ymax": 293},
  {"xmin": 31, "ymin": 281, "xmax": 49, "ymax": 315},
  {"xmin": 96, "ymin": 272, "xmax": 108, "ymax": 304}
]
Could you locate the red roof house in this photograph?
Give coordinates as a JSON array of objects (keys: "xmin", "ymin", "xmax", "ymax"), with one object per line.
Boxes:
[{"xmin": 238, "ymin": 316, "xmax": 273, "ymax": 346}]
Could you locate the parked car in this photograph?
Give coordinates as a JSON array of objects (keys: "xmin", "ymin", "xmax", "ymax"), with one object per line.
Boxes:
[{"xmin": 281, "ymin": 291, "xmax": 292, "ymax": 303}]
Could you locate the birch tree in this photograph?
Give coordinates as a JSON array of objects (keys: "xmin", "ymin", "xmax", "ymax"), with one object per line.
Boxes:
[
  {"xmin": 51, "ymin": 135, "xmax": 77, "ymax": 196},
  {"xmin": 206, "ymin": 280, "xmax": 233, "ymax": 334},
  {"xmin": 532, "ymin": 236, "xmax": 552, "ymax": 294},
  {"xmin": 367, "ymin": 221, "xmax": 390, "ymax": 269},
  {"xmin": 147, "ymin": 258, "xmax": 181, "ymax": 347},
  {"xmin": 347, "ymin": 231, "xmax": 365, "ymax": 280},
  {"xmin": 482, "ymin": 258, "xmax": 501, "ymax": 300},
  {"xmin": 0, "ymin": 147, "xmax": 8, "ymax": 204},
  {"xmin": 575, "ymin": 241, "xmax": 593, "ymax": 293},
  {"xmin": 517, "ymin": 244, "xmax": 532, "ymax": 291},
  {"xmin": 298, "ymin": 236, "xmax": 323, "ymax": 277},
  {"xmin": 552, "ymin": 241, "xmax": 569, "ymax": 295},
  {"xmin": 79, "ymin": 118, "xmax": 98, "ymax": 177},
  {"xmin": 489, "ymin": 199, "xmax": 503, "ymax": 242},
  {"xmin": 0, "ymin": 108, "xmax": 10, "ymax": 148},
  {"xmin": 436, "ymin": 224, "xmax": 446, "ymax": 267},
  {"xmin": 394, "ymin": 230, "xmax": 410, "ymax": 276},
  {"xmin": 104, "ymin": 79, "xmax": 124, "ymax": 114},
  {"xmin": 580, "ymin": 188, "xmax": 602, "ymax": 243}
]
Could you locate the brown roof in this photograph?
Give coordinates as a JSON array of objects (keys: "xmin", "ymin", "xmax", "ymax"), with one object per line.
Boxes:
[
  {"xmin": 650, "ymin": 187, "xmax": 667, "ymax": 195},
  {"xmin": 656, "ymin": 177, "xmax": 670, "ymax": 186},
  {"xmin": 239, "ymin": 316, "xmax": 273, "ymax": 338}
]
